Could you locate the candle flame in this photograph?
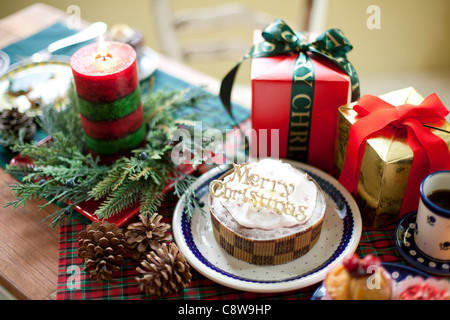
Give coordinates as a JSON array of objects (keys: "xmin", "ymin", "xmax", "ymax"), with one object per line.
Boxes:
[{"xmin": 98, "ymin": 36, "xmax": 108, "ymax": 58}]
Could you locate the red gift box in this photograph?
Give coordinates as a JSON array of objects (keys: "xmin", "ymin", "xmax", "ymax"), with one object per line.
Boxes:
[{"xmin": 250, "ymin": 31, "xmax": 355, "ymax": 172}]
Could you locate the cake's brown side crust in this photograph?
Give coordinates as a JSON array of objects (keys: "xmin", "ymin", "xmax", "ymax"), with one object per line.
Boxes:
[
  {"xmin": 210, "ymin": 202, "xmax": 324, "ymax": 265},
  {"xmin": 209, "ymin": 165, "xmax": 325, "ymax": 265}
]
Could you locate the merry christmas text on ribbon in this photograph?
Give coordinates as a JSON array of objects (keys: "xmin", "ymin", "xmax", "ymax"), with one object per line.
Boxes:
[{"xmin": 219, "ymin": 18, "xmax": 360, "ymax": 161}]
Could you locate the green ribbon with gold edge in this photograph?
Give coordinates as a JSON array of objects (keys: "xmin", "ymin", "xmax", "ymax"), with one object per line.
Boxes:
[{"xmin": 220, "ymin": 18, "xmax": 360, "ymax": 161}]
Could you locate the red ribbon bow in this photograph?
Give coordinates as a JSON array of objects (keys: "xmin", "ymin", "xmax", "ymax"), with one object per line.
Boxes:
[{"xmin": 339, "ymin": 93, "xmax": 450, "ymax": 217}]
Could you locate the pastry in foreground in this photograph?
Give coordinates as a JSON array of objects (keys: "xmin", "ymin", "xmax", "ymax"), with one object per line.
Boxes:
[
  {"xmin": 208, "ymin": 159, "xmax": 326, "ymax": 265},
  {"xmin": 324, "ymin": 254, "xmax": 393, "ymax": 300}
]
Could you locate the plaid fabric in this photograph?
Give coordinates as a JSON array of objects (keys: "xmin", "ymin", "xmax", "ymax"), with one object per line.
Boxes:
[
  {"xmin": 2, "ymin": 22, "xmax": 408, "ymax": 300},
  {"xmin": 55, "ymin": 195, "xmax": 401, "ymax": 300}
]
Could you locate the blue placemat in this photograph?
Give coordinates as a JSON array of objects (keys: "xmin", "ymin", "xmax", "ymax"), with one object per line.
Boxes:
[{"xmin": 2, "ymin": 22, "xmax": 90, "ymax": 65}]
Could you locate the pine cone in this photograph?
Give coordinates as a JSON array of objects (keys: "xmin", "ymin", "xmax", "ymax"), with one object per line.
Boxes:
[
  {"xmin": 78, "ymin": 221, "xmax": 126, "ymax": 281},
  {"xmin": 125, "ymin": 213, "xmax": 172, "ymax": 260},
  {"xmin": 136, "ymin": 243, "xmax": 192, "ymax": 296},
  {"xmin": 0, "ymin": 107, "xmax": 36, "ymax": 142}
]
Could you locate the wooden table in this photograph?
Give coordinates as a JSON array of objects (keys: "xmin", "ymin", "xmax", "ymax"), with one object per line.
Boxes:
[{"xmin": 0, "ymin": 3, "xmax": 251, "ymax": 300}]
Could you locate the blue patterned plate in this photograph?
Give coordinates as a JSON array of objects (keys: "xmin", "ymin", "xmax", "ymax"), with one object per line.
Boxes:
[
  {"xmin": 137, "ymin": 46, "xmax": 158, "ymax": 81},
  {"xmin": 395, "ymin": 211, "xmax": 450, "ymax": 276},
  {"xmin": 172, "ymin": 160, "xmax": 362, "ymax": 293},
  {"xmin": 0, "ymin": 57, "xmax": 72, "ymax": 116},
  {"xmin": 0, "ymin": 50, "xmax": 10, "ymax": 76}
]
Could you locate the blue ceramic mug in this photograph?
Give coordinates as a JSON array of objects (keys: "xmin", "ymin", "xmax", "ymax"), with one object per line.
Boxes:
[{"xmin": 415, "ymin": 171, "xmax": 450, "ymax": 261}]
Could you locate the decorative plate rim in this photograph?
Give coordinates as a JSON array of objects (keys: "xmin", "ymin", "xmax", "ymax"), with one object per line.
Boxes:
[
  {"xmin": 138, "ymin": 46, "xmax": 158, "ymax": 82},
  {"xmin": 172, "ymin": 160, "xmax": 362, "ymax": 293},
  {"xmin": 0, "ymin": 50, "xmax": 11, "ymax": 76},
  {"xmin": 395, "ymin": 211, "xmax": 450, "ymax": 276},
  {"xmin": 0, "ymin": 57, "xmax": 72, "ymax": 116}
]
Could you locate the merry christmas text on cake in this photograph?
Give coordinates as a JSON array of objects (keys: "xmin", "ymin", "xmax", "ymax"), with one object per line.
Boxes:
[{"xmin": 209, "ymin": 163, "xmax": 308, "ymax": 221}]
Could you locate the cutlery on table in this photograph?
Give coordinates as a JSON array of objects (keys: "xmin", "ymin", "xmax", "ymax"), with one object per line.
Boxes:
[{"xmin": 23, "ymin": 21, "xmax": 108, "ymax": 63}]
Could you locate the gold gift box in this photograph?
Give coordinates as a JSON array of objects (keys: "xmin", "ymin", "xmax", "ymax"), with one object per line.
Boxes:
[{"xmin": 335, "ymin": 87, "xmax": 450, "ymax": 228}]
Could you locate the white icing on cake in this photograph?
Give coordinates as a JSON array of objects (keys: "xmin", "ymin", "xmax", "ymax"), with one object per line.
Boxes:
[{"xmin": 213, "ymin": 159, "xmax": 318, "ymax": 230}]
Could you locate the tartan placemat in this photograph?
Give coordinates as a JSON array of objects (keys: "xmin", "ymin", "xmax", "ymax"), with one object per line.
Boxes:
[
  {"xmin": 56, "ymin": 193, "xmax": 402, "ymax": 300},
  {"xmin": 1, "ymin": 21, "xmax": 409, "ymax": 301}
]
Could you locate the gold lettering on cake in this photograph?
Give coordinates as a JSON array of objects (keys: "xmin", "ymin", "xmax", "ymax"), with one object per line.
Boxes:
[
  {"xmin": 209, "ymin": 180, "xmax": 224, "ymax": 198},
  {"xmin": 209, "ymin": 163, "xmax": 308, "ymax": 221}
]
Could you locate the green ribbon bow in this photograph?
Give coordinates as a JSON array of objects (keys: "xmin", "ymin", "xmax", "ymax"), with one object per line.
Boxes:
[{"xmin": 220, "ymin": 18, "xmax": 360, "ymax": 161}]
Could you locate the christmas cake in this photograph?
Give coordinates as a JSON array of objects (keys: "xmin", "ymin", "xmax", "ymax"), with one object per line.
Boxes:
[{"xmin": 208, "ymin": 159, "xmax": 326, "ymax": 265}]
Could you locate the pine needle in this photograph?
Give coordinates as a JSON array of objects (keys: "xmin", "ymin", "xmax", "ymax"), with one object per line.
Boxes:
[{"xmin": 3, "ymin": 85, "xmax": 220, "ymax": 226}]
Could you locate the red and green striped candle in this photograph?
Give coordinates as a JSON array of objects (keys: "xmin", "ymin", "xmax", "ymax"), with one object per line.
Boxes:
[{"xmin": 70, "ymin": 40, "xmax": 145, "ymax": 163}]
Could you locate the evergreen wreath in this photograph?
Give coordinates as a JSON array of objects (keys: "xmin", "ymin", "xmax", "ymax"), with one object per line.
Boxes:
[{"xmin": 3, "ymin": 82, "xmax": 218, "ymax": 227}]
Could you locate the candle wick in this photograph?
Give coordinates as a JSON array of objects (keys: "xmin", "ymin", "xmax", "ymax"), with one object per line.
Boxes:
[{"xmin": 95, "ymin": 53, "xmax": 113, "ymax": 61}]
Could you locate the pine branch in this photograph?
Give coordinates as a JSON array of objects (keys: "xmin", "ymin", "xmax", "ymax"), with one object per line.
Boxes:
[
  {"xmin": 139, "ymin": 183, "xmax": 166, "ymax": 217},
  {"xmin": 0, "ymin": 128, "xmax": 27, "ymax": 149},
  {"xmin": 5, "ymin": 128, "xmax": 109, "ymax": 226},
  {"xmin": 94, "ymin": 178, "xmax": 147, "ymax": 219},
  {"xmin": 36, "ymin": 86, "xmax": 85, "ymax": 151},
  {"xmin": 89, "ymin": 158, "xmax": 128, "ymax": 200},
  {"xmin": 170, "ymin": 170, "xmax": 206, "ymax": 220},
  {"xmin": 4, "ymin": 84, "xmax": 222, "ymax": 227}
]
